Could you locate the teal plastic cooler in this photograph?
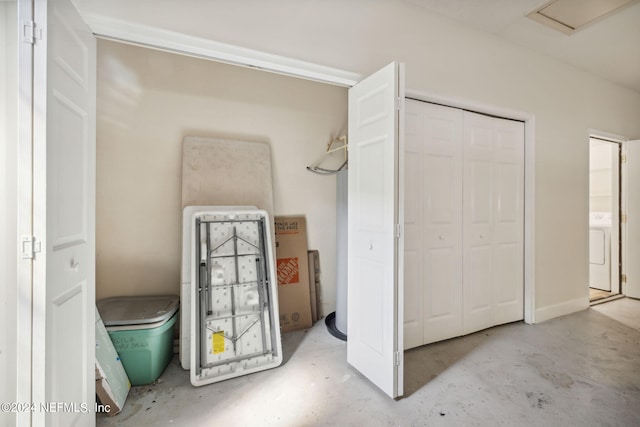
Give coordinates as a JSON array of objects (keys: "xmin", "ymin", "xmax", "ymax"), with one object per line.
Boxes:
[{"xmin": 97, "ymin": 295, "xmax": 179, "ymax": 386}]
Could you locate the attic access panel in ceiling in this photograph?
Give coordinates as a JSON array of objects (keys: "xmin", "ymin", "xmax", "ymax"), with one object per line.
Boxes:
[{"xmin": 527, "ymin": 0, "xmax": 639, "ymax": 34}]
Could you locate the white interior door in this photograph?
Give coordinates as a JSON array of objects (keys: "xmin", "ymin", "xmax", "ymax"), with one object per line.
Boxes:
[
  {"xmin": 347, "ymin": 62, "xmax": 404, "ymax": 398},
  {"xmin": 403, "ymin": 100, "xmax": 463, "ymax": 349},
  {"xmin": 624, "ymin": 140, "xmax": 640, "ymax": 299},
  {"xmin": 610, "ymin": 143, "xmax": 620, "ymax": 294},
  {"xmin": 463, "ymin": 111, "xmax": 524, "ymax": 334},
  {"xmin": 32, "ymin": 0, "xmax": 96, "ymax": 424},
  {"xmin": 589, "ymin": 138, "xmax": 619, "ymax": 293}
]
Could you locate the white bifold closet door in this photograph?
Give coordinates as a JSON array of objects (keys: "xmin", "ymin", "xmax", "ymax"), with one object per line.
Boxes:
[
  {"xmin": 347, "ymin": 62, "xmax": 404, "ymax": 399},
  {"xmin": 29, "ymin": 0, "xmax": 97, "ymax": 425},
  {"xmin": 463, "ymin": 111, "xmax": 524, "ymax": 334},
  {"xmin": 404, "ymin": 100, "xmax": 524, "ymax": 349},
  {"xmin": 404, "ymin": 100, "xmax": 463, "ymax": 349}
]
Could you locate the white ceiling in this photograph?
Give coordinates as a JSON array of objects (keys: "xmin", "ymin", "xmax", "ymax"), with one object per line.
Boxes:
[{"xmin": 406, "ymin": 0, "xmax": 640, "ymax": 93}]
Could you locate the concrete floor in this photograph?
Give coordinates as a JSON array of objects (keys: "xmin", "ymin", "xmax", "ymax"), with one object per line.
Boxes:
[
  {"xmin": 98, "ymin": 298, "xmax": 640, "ymax": 426},
  {"xmin": 592, "ymin": 297, "xmax": 640, "ymax": 331}
]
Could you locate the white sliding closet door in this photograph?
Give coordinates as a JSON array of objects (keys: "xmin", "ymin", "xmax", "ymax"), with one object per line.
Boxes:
[
  {"xmin": 463, "ymin": 111, "xmax": 524, "ymax": 334},
  {"xmin": 404, "ymin": 100, "xmax": 463, "ymax": 348}
]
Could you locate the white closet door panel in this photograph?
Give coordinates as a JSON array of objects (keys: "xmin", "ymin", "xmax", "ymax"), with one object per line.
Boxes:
[
  {"xmin": 495, "ymin": 163, "xmax": 521, "ymax": 223},
  {"xmin": 464, "ymin": 118, "xmax": 494, "ymax": 334},
  {"xmin": 423, "ymin": 151, "xmax": 464, "ymax": 344},
  {"xmin": 463, "ymin": 112, "xmax": 523, "ymax": 335},
  {"xmin": 492, "ymin": 118, "xmax": 524, "ymax": 323},
  {"xmin": 495, "ymin": 243, "xmax": 520, "ymax": 301},
  {"xmin": 403, "ymin": 100, "xmax": 463, "ymax": 348},
  {"xmin": 32, "ymin": 0, "xmax": 96, "ymax": 425},
  {"xmin": 404, "ymin": 153, "xmax": 421, "ymax": 225},
  {"xmin": 494, "ymin": 242, "xmax": 523, "ymax": 323},
  {"xmin": 347, "ymin": 62, "xmax": 403, "ymax": 399},
  {"xmin": 467, "ymin": 121, "xmax": 493, "ymax": 151},
  {"xmin": 493, "ymin": 161, "xmax": 523, "ymax": 289},
  {"xmin": 465, "ymin": 245, "xmax": 494, "ymax": 332},
  {"xmin": 403, "ymin": 109, "xmax": 424, "ymax": 348},
  {"xmin": 495, "ymin": 126, "xmax": 522, "ymax": 158},
  {"xmin": 422, "ymin": 246, "xmax": 463, "ymax": 344},
  {"xmin": 469, "ymin": 160, "xmax": 493, "ymax": 224},
  {"xmin": 427, "ymin": 156, "xmax": 456, "ymax": 222},
  {"xmin": 421, "ymin": 106, "xmax": 463, "ymax": 345},
  {"xmin": 403, "ymin": 249, "xmax": 422, "ymax": 348}
]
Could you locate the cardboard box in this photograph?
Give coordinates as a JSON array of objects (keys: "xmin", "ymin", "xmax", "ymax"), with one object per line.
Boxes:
[{"xmin": 275, "ymin": 216, "xmax": 313, "ymax": 332}]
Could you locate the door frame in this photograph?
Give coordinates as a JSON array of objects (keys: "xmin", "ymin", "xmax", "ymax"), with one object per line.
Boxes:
[
  {"xmin": 406, "ymin": 89, "xmax": 536, "ymax": 324},
  {"xmin": 587, "ymin": 132, "xmax": 624, "ymax": 298},
  {"xmin": 590, "ymin": 129, "xmax": 631, "ymax": 298},
  {"xmin": 589, "ymin": 129, "xmax": 627, "ymax": 299},
  {"xmin": 17, "ymin": 0, "xmax": 35, "ymax": 425}
]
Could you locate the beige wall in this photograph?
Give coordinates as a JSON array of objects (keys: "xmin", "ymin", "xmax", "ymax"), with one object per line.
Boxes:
[
  {"xmin": 96, "ymin": 40, "xmax": 347, "ymax": 316},
  {"xmin": 0, "ymin": 1, "xmax": 17, "ymax": 421},
  {"xmin": 86, "ymin": 0, "xmax": 640, "ymax": 320}
]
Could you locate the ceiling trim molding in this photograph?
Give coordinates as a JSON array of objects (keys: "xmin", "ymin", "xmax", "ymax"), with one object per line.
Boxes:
[{"xmin": 82, "ymin": 13, "xmax": 362, "ymax": 87}]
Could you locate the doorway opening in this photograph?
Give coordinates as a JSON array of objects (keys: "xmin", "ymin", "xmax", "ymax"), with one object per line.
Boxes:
[{"xmin": 589, "ymin": 136, "xmax": 622, "ymax": 304}]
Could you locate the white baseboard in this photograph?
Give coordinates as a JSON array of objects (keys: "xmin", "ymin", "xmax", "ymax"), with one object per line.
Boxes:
[{"xmin": 534, "ymin": 297, "xmax": 589, "ymax": 323}]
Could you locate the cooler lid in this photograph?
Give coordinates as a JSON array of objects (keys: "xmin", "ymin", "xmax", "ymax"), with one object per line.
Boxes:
[{"xmin": 97, "ymin": 295, "xmax": 179, "ymax": 326}]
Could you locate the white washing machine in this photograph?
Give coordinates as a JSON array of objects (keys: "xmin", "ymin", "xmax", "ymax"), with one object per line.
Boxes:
[{"xmin": 589, "ymin": 212, "xmax": 612, "ymax": 291}]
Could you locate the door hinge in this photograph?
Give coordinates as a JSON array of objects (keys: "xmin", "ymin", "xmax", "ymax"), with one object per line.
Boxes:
[
  {"xmin": 621, "ymin": 214, "xmax": 627, "ymax": 224},
  {"xmin": 395, "ymin": 97, "xmax": 402, "ymax": 112},
  {"xmin": 621, "ymin": 274, "xmax": 627, "ymax": 283},
  {"xmin": 22, "ymin": 21, "xmax": 42, "ymax": 45},
  {"xmin": 394, "ymin": 351, "xmax": 401, "ymax": 366},
  {"xmin": 395, "ymin": 224, "xmax": 401, "ymax": 238},
  {"xmin": 21, "ymin": 236, "xmax": 42, "ymax": 259},
  {"xmin": 621, "ymin": 154, "xmax": 627, "ymax": 163}
]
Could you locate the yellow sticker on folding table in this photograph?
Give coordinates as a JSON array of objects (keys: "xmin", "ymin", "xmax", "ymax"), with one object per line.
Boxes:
[{"xmin": 212, "ymin": 331, "xmax": 225, "ymax": 354}]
